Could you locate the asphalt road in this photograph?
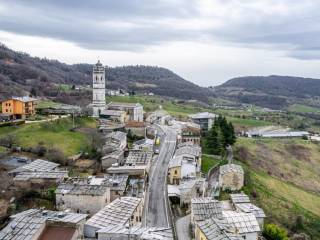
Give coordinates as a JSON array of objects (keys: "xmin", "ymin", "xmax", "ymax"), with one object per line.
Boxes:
[{"xmin": 144, "ymin": 126, "xmax": 177, "ymax": 227}]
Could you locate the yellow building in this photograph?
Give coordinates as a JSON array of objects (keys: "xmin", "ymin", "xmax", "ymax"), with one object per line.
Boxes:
[
  {"xmin": 1, "ymin": 96, "xmax": 37, "ymax": 119},
  {"xmin": 168, "ymin": 165, "xmax": 181, "ymax": 185}
]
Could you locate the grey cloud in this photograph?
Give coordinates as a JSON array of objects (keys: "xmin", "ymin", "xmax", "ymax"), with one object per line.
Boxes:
[{"xmin": 1, "ymin": 0, "xmax": 320, "ymax": 59}]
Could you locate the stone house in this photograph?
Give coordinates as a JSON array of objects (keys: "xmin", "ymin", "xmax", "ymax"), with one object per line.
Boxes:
[
  {"xmin": 84, "ymin": 197, "xmax": 143, "ymax": 238},
  {"xmin": 0, "ymin": 209, "xmax": 87, "ymax": 240},
  {"xmin": 13, "ymin": 170, "xmax": 68, "ymax": 190},
  {"xmin": 56, "ymin": 182, "xmax": 110, "ymax": 215},
  {"xmin": 125, "ymin": 121, "xmax": 146, "ymax": 137},
  {"xmin": 190, "ymin": 112, "xmax": 217, "ymax": 133},
  {"xmin": 107, "ymin": 102, "xmax": 144, "ymax": 122},
  {"xmin": 101, "ymin": 150, "xmax": 125, "ymax": 169},
  {"xmin": 90, "ymin": 174, "xmax": 129, "ymax": 201},
  {"xmin": 180, "ymin": 126, "xmax": 201, "ymax": 145}
]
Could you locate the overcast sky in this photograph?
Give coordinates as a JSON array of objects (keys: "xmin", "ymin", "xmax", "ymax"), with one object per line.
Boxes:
[{"xmin": 1, "ymin": 0, "xmax": 320, "ymax": 86}]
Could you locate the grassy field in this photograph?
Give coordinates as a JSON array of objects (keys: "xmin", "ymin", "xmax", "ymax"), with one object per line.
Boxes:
[
  {"xmin": 0, "ymin": 117, "xmax": 97, "ymax": 156},
  {"xmin": 201, "ymin": 155, "xmax": 221, "ymax": 173},
  {"xmin": 244, "ymin": 169, "xmax": 320, "ymax": 239},
  {"xmin": 227, "ymin": 116, "xmax": 273, "ymax": 128},
  {"xmin": 289, "ymin": 104, "xmax": 320, "ymax": 113},
  {"xmin": 36, "ymin": 100, "xmax": 61, "ymax": 109},
  {"xmin": 0, "ymin": 146, "xmax": 7, "ymax": 153},
  {"xmin": 106, "ymin": 95, "xmax": 209, "ymax": 117}
]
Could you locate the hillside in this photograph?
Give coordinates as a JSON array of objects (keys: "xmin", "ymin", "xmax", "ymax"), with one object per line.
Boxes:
[
  {"xmin": 235, "ymin": 137, "xmax": 320, "ymax": 238},
  {"xmin": 212, "ymin": 75, "xmax": 320, "ymax": 109},
  {"xmin": 0, "ymin": 44, "xmax": 211, "ymax": 104}
]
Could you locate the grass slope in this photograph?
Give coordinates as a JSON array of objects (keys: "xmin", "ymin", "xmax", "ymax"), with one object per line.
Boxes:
[
  {"xmin": 235, "ymin": 137, "xmax": 320, "ymax": 193},
  {"xmin": 0, "ymin": 117, "xmax": 97, "ymax": 156},
  {"xmin": 244, "ymin": 170, "xmax": 320, "ymax": 239},
  {"xmin": 201, "ymin": 155, "xmax": 221, "ymax": 173}
]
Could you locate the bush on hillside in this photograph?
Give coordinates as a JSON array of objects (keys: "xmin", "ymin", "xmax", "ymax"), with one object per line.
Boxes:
[
  {"xmin": 46, "ymin": 147, "xmax": 67, "ymax": 165},
  {"xmin": 263, "ymin": 223, "xmax": 289, "ymax": 240}
]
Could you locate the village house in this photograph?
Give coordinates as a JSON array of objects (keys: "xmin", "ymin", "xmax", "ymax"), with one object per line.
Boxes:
[
  {"xmin": 125, "ymin": 120, "xmax": 146, "ymax": 137},
  {"xmin": 56, "ymin": 181, "xmax": 110, "ymax": 215},
  {"xmin": 191, "ymin": 196, "xmax": 262, "ymax": 240},
  {"xmin": 104, "ymin": 131, "xmax": 127, "ymax": 151},
  {"xmin": 168, "ymin": 155, "xmax": 197, "ymax": 185},
  {"xmin": 175, "ymin": 145, "xmax": 202, "ymax": 173},
  {"xmin": 107, "ymin": 164, "xmax": 148, "ymax": 177},
  {"xmin": 125, "ymin": 150, "xmax": 153, "ymax": 170},
  {"xmin": 168, "ymin": 178, "xmax": 206, "ymax": 209},
  {"xmin": 89, "ymin": 174, "xmax": 129, "ymax": 201},
  {"xmin": 132, "ymin": 138, "xmax": 154, "ymax": 152},
  {"xmin": 100, "ymin": 109, "xmax": 126, "ymax": 123},
  {"xmin": 0, "ymin": 209, "xmax": 87, "ymax": 240},
  {"xmin": 1, "ymin": 96, "xmax": 38, "ymax": 120},
  {"xmin": 84, "ymin": 197, "xmax": 143, "ymax": 238},
  {"xmin": 101, "ymin": 150, "xmax": 125, "ymax": 169},
  {"xmin": 190, "ymin": 112, "xmax": 217, "ymax": 133},
  {"xmin": 180, "ymin": 125, "xmax": 201, "ymax": 145},
  {"xmin": 219, "ymin": 163, "xmax": 244, "ymax": 191},
  {"xmin": 191, "ymin": 197, "xmax": 223, "ymax": 226},
  {"xmin": 195, "ymin": 217, "xmax": 243, "ymax": 240},
  {"xmin": 107, "ymin": 102, "xmax": 144, "ymax": 122},
  {"xmin": 13, "ymin": 170, "xmax": 68, "ymax": 189},
  {"xmin": 146, "ymin": 109, "xmax": 171, "ymax": 125},
  {"xmin": 8, "ymin": 159, "xmax": 60, "ymax": 177},
  {"xmin": 222, "ymin": 211, "xmax": 261, "ymax": 240},
  {"xmin": 230, "ymin": 193, "xmax": 266, "ymax": 228},
  {"xmin": 126, "ymin": 177, "xmax": 146, "ymax": 198}
]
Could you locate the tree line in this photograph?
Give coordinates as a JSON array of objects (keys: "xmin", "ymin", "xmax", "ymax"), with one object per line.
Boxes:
[{"xmin": 204, "ymin": 115, "xmax": 236, "ymax": 156}]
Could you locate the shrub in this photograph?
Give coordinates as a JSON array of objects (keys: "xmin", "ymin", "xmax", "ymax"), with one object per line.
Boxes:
[
  {"xmin": 46, "ymin": 147, "xmax": 67, "ymax": 165},
  {"xmin": 263, "ymin": 223, "xmax": 289, "ymax": 240},
  {"xmin": 0, "ymin": 134, "xmax": 19, "ymax": 148}
]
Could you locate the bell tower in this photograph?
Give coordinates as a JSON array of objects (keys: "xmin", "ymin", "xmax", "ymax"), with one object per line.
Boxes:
[{"xmin": 92, "ymin": 60, "xmax": 106, "ymax": 117}]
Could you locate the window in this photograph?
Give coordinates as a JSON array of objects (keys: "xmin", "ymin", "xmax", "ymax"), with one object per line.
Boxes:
[{"xmin": 174, "ymin": 170, "xmax": 177, "ymax": 174}]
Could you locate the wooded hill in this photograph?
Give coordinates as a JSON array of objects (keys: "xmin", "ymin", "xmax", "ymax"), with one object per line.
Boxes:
[
  {"xmin": 211, "ymin": 75, "xmax": 320, "ymax": 109},
  {"xmin": 0, "ymin": 43, "xmax": 212, "ymax": 105}
]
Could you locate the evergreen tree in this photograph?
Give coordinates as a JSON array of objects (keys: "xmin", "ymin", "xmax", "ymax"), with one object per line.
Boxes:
[{"xmin": 204, "ymin": 115, "xmax": 236, "ymax": 155}]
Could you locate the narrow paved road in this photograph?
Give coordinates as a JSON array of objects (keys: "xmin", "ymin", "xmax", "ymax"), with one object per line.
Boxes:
[{"xmin": 144, "ymin": 126, "xmax": 176, "ymax": 227}]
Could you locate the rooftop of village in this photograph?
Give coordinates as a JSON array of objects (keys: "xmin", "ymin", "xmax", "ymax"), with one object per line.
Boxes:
[
  {"xmin": 85, "ymin": 197, "xmax": 142, "ymax": 229},
  {"xmin": 56, "ymin": 182, "xmax": 108, "ymax": 196},
  {"xmin": 220, "ymin": 164, "xmax": 244, "ymax": 175},
  {"xmin": 191, "ymin": 197, "xmax": 223, "ymax": 221},
  {"xmin": 125, "ymin": 150, "xmax": 153, "ymax": 166},
  {"xmin": 13, "ymin": 170, "xmax": 68, "ymax": 181},
  {"xmin": 190, "ymin": 112, "xmax": 217, "ymax": 119},
  {"xmin": 9, "ymin": 159, "xmax": 60, "ymax": 175},
  {"xmin": 0, "ymin": 209, "xmax": 87, "ymax": 240},
  {"xmin": 175, "ymin": 145, "xmax": 201, "ymax": 157},
  {"xmin": 107, "ymin": 102, "xmax": 143, "ymax": 108}
]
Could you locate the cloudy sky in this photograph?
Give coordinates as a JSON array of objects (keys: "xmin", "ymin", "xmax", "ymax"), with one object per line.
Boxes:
[{"xmin": 0, "ymin": 0, "xmax": 320, "ymax": 86}]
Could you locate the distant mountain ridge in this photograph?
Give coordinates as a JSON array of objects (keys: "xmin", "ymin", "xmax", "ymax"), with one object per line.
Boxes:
[
  {"xmin": 0, "ymin": 43, "xmax": 212, "ymax": 104},
  {"xmin": 212, "ymin": 75, "xmax": 320, "ymax": 109},
  {"xmin": 2, "ymin": 43, "xmax": 320, "ymax": 109}
]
